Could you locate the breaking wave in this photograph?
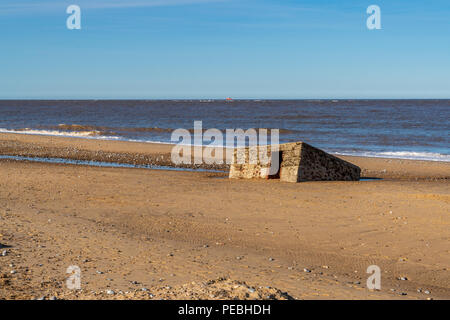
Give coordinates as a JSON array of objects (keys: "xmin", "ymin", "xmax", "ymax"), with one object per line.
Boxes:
[
  {"xmin": 334, "ymin": 151, "xmax": 450, "ymax": 162},
  {"xmin": 1, "ymin": 125, "xmax": 449, "ymax": 162},
  {"xmin": 0, "ymin": 128, "xmax": 122, "ymax": 140}
]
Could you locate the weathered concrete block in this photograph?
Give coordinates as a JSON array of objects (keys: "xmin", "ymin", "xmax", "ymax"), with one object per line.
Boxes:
[{"xmin": 229, "ymin": 142, "xmax": 360, "ymax": 182}]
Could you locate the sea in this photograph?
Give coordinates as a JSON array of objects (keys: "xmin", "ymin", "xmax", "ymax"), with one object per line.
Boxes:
[{"xmin": 0, "ymin": 99, "xmax": 448, "ymax": 162}]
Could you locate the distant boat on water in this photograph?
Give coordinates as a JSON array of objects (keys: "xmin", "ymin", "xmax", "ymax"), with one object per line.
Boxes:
[{"xmin": 225, "ymin": 97, "xmax": 233, "ymax": 102}]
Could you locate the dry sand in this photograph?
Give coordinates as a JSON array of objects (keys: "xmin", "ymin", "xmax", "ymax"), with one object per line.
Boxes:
[{"xmin": 0, "ymin": 133, "xmax": 449, "ymax": 300}]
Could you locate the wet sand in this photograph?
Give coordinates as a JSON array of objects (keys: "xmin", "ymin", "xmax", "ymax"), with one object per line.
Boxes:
[
  {"xmin": 0, "ymin": 133, "xmax": 449, "ymax": 300},
  {"xmin": 1, "ymin": 132, "xmax": 449, "ymax": 179}
]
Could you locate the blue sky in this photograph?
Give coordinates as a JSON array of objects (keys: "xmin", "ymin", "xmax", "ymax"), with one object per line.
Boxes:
[{"xmin": 1, "ymin": 0, "xmax": 449, "ymax": 99}]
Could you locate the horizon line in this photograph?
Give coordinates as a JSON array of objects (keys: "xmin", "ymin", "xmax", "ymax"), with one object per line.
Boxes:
[{"xmin": 0, "ymin": 98, "xmax": 449, "ymax": 101}]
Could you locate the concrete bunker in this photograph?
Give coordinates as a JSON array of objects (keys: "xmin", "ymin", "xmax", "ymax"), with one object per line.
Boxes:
[{"xmin": 229, "ymin": 142, "xmax": 361, "ymax": 182}]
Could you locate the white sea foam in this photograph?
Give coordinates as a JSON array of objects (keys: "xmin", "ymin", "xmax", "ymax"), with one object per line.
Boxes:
[
  {"xmin": 1, "ymin": 128, "xmax": 448, "ymax": 162},
  {"xmin": 334, "ymin": 151, "xmax": 450, "ymax": 162},
  {"xmin": 0, "ymin": 128, "xmax": 122, "ymax": 141}
]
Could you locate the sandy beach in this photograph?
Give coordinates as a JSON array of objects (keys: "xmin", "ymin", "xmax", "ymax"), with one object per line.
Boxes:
[{"xmin": 0, "ymin": 133, "xmax": 449, "ymax": 300}]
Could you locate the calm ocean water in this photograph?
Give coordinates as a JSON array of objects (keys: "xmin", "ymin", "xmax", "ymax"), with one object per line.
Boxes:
[{"xmin": 0, "ymin": 100, "xmax": 448, "ymax": 161}]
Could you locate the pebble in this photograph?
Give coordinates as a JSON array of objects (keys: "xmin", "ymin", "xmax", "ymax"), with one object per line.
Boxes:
[
  {"xmin": 1, "ymin": 250, "xmax": 7, "ymax": 256},
  {"xmin": 398, "ymin": 277, "xmax": 408, "ymax": 281},
  {"xmin": 424, "ymin": 290, "xmax": 430, "ymax": 295},
  {"xmin": 248, "ymin": 288, "xmax": 255, "ymax": 293},
  {"xmin": 49, "ymin": 296, "xmax": 57, "ymax": 301},
  {"xmin": 10, "ymin": 270, "xmax": 16, "ymax": 274},
  {"xmin": 106, "ymin": 290, "xmax": 115, "ymax": 295},
  {"xmin": 303, "ymin": 268, "xmax": 311, "ymax": 273},
  {"xmin": 399, "ymin": 292, "xmax": 407, "ymax": 296},
  {"xmin": 96, "ymin": 270, "xmax": 104, "ymax": 274},
  {"xmin": 141, "ymin": 288, "xmax": 149, "ymax": 292},
  {"xmin": 268, "ymin": 257, "xmax": 274, "ymax": 261}
]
